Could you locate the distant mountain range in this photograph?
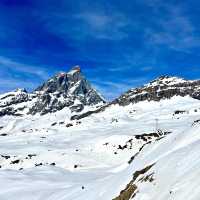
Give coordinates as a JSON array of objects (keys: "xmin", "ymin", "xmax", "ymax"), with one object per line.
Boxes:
[{"xmin": 1, "ymin": 66, "xmax": 200, "ymax": 118}]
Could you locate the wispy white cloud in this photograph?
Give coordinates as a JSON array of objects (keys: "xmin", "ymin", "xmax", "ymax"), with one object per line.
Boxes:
[
  {"xmin": 0, "ymin": 56, "xmax": 50, "ymax": 79},
  {"xmin": 42, "ymin": 6, "xmax": 130, "ymax": 41},
  {"xmin": 75, "ymin": 12, "xmax": 111, "ymax": 30},
  {"xmin": 73, "ymin": 11, "xmax": 129, "ymax": 40},
  {"xmin": 145, "ymin": 2, "xmax": 200, "ymax": 51},
  {"xmin": 0, "ymin": 56, "xmax": 55, "ymax": 93}
]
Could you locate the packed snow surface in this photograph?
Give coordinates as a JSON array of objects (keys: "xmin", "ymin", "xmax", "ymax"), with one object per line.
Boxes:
[{"xmin": 0, "ymin": 96, "xmax": 200, "ymax": 199}]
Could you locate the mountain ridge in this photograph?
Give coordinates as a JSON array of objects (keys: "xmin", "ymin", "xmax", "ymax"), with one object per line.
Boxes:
[
  {"xmin": 1, "ymin": 68, "xmax": 200, "ymax": 119},
  {"xmin": 0, "ymin": 66, "xmax": 105, "ymax": 117},
  {"xmin": 71, "ymin": 75, "xmax": 200, "ymax": 120}
]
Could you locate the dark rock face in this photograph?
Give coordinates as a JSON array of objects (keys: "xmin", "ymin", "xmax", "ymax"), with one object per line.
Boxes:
[
  {"xmin": 29, "ymin": 66, "xmax": 105, "ymax": 115},
  {"xmin": 35, "ymin": 66, "xmax": 93, "ymax": 96},
  {"xmin": 0, "ymin": 89, "xmax": 31, "ymax": 108},
  {"xmin": 0, "ymin": 89, "xmax": 33, "ymax": 117},
  {"xmin": 0, "ymin": 66, "xmax": 105, "ymax": 117},
  {"xmin": 70, "ymin": 104, "xmax": 84, "ymax": 113},
  {"xmin": 71, "ymin": 104, "xmax": 108, "ymax": 120},
  {"xmin": 113, "ymin": 76, "xmax": 200, "ymax": 106}
]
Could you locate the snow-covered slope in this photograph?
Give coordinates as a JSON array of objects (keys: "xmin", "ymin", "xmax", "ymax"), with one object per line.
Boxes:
[
  {"xmin": 0, "ymin": 75, "xmax": 200, "ymax": 200},
  {"xmin": 71, "ymin": 76, "xmax": 200, "ymax": 120}
]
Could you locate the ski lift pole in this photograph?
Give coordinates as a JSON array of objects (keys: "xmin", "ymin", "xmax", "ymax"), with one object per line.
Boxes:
[{"xmin": 155, "ymin": 118, "xmax": 158, "ymax": 132}]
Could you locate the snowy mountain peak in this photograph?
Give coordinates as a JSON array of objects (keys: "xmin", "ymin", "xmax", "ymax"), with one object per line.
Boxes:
[
  {"xmin": 147, "ymin": 76, "xmax": 186, "ymax": 87},
  {"xmin": 15, "ymin": 88, "xmax": 27, "ymax": 93},
  {"xmin": 35, "ymin": 66, "xmax": 80, "ymax": 93},
  {"xmin": 114, "ymin": 76, "xmax": 200, "ymax": 106},
  {"xmin": 67, "ymin": 65, "xmax": 81, "ymax": 75},
  {"xmin": 29, "ymin": 66, "xmax": 105, "ymax": 114},
  {"xmin": 0, "ymin": 66, "xmax": 105, "ymax": 116}
]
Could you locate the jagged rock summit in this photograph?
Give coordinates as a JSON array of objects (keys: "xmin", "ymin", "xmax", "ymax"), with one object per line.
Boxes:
[
  {"xmin": 29, "ymin": 66, "xmax": 105, "ymax": 115},
  {"xmin": 35, "ymin": 66, "xmax": 83, "ymax": 93},
  {"xmin": 0, "ymin": 66, "xmax": 105, "ymax": 117}
]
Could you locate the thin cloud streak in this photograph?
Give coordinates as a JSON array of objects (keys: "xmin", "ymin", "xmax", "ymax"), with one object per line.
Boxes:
[
  {"xmin": 0, "ymin": 56, "xmax": 51, "ymax": 79},
  {"xmin": 145, "ymin": 2, "xmax": 200, "ymax": 52}
]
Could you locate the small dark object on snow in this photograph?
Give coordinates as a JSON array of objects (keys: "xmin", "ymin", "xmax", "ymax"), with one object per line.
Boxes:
[
  {"xmin": 11, "ymin": 159, "xmax": 20, "ymax": 164},
  {"xmin": 51, "ymin": 122, "xmax": 57, "ymax": 126},
  {"xmin": 35, "ymin": 163, "xmax": 43, "ymax": 167},
  {"xmin": 0, "ymin": 133, "xmax": 7, "ymax": 136},
  {"xmin": 50, "ymin": 163, "xmax": 56, "ymax": 166},
  {"xmin": 66, "ymin": 123, "xmax": 73, "ymax": 127},
  {"xmin": 1, "ymin": 155, "xmax": 10, "ymax": 159},
  {"xmin": 174, "ymin": 110, "xmax": 186, "ymax": 115},
  {"xmin": 28, "ymin": 154, "xmax": 37, "ymax": 159}
]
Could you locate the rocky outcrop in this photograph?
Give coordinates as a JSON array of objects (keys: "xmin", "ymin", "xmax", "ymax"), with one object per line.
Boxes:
[
  {"xmin": 112, "ymin": 164, "xmax": 154, "ymax": 200},
  {"xmin": 113, "ymin": 76, "xmax": 200, "ymax": 106},
  {"xmin": 0, "ymin": 89, "xmax": 32, "ymax": 108},
  {"xmin": 0, "ymin": 89, "xmax": 35, "ymax": 116}
]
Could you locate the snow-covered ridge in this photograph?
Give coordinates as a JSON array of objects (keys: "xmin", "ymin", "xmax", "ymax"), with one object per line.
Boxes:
[
  {"xmin": 115, "ymin": 75, "xmax": 200, "ymax": 106},
  {"xmin": 145, "ymin": 75, "xmax": 188, "ymax": 87},
  {"xmin": 71, "ymin": 76, "xmax": 200, "ymax": 120}
]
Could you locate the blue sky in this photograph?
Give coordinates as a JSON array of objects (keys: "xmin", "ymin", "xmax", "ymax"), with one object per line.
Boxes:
[{"xmin": 0, "ymin": 0, "xmax": 200, "ymax": 99}]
